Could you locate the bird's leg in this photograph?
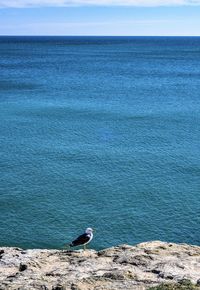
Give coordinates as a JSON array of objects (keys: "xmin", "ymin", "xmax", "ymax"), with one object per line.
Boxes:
[
  {"xmin": 84, "ymin": 244, "xmax": 86, "ymax": 251},
  {"xmin": 62, "ymin": 244, "xmax": 70, "ymax": 250}
]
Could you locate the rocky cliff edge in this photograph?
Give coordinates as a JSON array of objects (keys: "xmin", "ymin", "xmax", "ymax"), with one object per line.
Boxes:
[{"xmin": 0, "ymin": 241, "xmax": 200, "ymax": 290}]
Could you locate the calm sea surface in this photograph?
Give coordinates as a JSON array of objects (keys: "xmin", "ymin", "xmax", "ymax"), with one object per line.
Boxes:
[{"xmin": 0, "ymin": 36, "xmax": 200, "ymax": 249}]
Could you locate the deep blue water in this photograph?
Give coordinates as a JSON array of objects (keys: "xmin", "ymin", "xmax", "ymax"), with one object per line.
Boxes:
[{"xmin": 0, "ymin": 36, "xmax": 200, "ymax": 250}]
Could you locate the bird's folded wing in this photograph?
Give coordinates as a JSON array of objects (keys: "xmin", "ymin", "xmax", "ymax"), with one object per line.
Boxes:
[{"xmin": 71, "ymin": 233, "xmax": 90, "ymax": 247}]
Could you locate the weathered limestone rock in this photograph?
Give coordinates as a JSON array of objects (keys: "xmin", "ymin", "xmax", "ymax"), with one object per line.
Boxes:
[{"xmin": 0, "ymin": 241, "xmax": 200, "ymax": 290}]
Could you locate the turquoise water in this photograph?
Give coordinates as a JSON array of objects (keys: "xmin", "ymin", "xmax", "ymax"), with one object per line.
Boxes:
[{"xmin": 0, "ymin": 36, "xmax": 200, "ymax": 250}]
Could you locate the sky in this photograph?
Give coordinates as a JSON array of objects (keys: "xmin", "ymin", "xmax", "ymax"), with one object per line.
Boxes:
[{"xmin": 0, "ymin": 0, "xmax": 200, "ymax": 36}]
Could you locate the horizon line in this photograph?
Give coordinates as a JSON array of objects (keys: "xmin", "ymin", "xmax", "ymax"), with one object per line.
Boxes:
[{"xmin": 1, "ymin": 35, "xmax": 200, "ymax": 37}]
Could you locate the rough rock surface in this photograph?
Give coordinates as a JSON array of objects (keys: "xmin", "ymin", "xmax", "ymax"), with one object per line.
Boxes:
[{"xmin": 0, "ymin": 241, "xmax": 200, "ymax": 290}]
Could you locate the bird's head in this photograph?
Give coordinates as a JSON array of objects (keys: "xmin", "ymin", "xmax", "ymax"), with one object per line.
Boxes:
[{"xmin": 85, "ymin": 228, "xmax": 93, "ymax": 234}]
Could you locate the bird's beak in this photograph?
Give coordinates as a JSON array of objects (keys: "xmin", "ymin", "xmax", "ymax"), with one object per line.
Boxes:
[{"xmin": 93, "ymin": 228, "xmax": 96, "ymax": 232}]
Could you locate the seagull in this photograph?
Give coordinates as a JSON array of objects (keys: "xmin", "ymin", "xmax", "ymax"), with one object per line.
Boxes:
[{"xmin": 69, "ymin": 228, "xmax": 94, "ymax": 250}]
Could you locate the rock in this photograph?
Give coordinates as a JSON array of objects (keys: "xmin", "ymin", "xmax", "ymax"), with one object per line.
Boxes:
[
  {"xmin": 19, "ymin": 263, "xmax": 28, "ymax": 272},
  {"xmin": 0, "ymin": 241, "xmax": 200, "ymax": 289},
  {"xmin": 52, "ymin": 285, "xmax": 65, "ymax": 290},
  {"xmin": 197, "ymin": 279, "xmax": 200, "ymax": 286}
]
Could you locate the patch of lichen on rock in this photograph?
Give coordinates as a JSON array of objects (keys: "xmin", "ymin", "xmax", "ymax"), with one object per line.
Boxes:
[{"xmin": 148, "ymin": 280, "xmax": 200, "ymax": 290}]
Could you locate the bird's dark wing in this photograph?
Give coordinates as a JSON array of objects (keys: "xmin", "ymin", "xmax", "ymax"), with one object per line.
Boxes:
[{"xmin": 70, "ymin": 233, "xmax": 90, "ymax": 247}]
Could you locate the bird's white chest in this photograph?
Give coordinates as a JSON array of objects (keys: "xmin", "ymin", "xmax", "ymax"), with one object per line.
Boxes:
[{"xmin": 86, "ymin": 232, "xmax": 93, "ymax": 244}]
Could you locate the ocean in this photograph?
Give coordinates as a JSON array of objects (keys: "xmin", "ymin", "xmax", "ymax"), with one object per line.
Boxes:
[{"xmin": 0, "ymin": 36, "xmax": 200, "ymax": 250}]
